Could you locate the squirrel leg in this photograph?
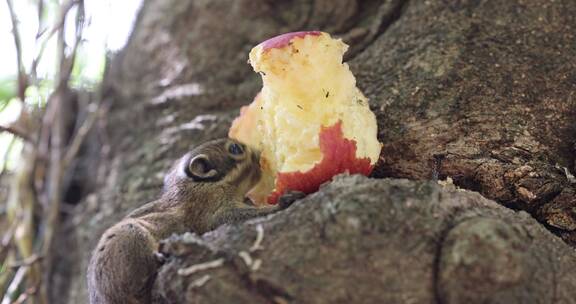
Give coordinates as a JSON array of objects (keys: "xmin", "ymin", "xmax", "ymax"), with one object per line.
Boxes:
[{"xmin": 88, "ymin": 220, "xmax": 159, "ymax": 304}]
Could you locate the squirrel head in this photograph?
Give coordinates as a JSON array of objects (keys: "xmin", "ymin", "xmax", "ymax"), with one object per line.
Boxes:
[{"xmin": 163, "ymin": 138, "xmax": 261, "ymax": 201}]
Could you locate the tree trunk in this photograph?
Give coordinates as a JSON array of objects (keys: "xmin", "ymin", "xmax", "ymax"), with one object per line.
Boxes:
[{"xmin": 53, "ymin": 0, "xmax": 576, "ymax": 303}]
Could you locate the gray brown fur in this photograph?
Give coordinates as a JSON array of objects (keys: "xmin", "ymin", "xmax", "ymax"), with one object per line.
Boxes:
[{"xmin": 87, "ymin": 139, "xmax": 286, "ymax": 304}]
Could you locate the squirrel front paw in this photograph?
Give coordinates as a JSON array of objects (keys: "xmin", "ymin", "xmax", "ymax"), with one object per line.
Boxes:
[{"xmin": 278, "ymin": 191, "xmax": 306, "ymax": 209}]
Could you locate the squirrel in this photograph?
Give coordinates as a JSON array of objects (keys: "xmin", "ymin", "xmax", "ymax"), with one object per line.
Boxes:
[{"xmin": 87, "ymin": 138, "xmax": 301, "ymax": 304}]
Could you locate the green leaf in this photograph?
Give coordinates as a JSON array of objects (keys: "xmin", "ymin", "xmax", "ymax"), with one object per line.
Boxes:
[
  {"xmin": 0, "ymin": 78, "xmax": 17, "ymax": 112},
  {"xmin": 0, "ymin": 77, "xmax": 16, "ymax": 103}
]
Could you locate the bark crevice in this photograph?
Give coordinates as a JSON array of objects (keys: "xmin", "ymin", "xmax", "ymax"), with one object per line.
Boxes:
[{"xmin": 345, "ymin": 0, "xmax": 410, "ymax": 61}]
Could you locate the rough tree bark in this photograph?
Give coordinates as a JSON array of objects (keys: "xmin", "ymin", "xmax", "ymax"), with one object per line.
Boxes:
[
  {"xmin": 53, "ymin": 0, "xmax": 576, "ymax": 303},
  {"xmin": 154, "ymin": 176, "xmax": 576, "ymax": 304}
]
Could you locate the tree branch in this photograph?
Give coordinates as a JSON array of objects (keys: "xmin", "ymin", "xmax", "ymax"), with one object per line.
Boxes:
[
  {"xmin": 0, "ymin": 125, "xmax": 31, "ymax": 142},
  {"xmin": 61, "ymin": 101, "xmax": 102, "ymax": 171},
  {"xmin": 0, "ymin": 222, "xmax": 16, "ymax": 268},
  {"xmin": 31, "ymin": 0, "xmax": 79, "ymax": 85},
  {"xmin": 5, "ymin": 0, "xmax": 28, "ymax": 102},
  {"xmin": 41, "ymin": 2, "xmax": 85, "ymax": 301}
]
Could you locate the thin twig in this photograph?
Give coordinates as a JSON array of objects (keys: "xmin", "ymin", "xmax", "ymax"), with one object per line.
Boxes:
[
  {"xmin": 41, "ymin": 91, "xmax": 64, "ymax": 297},
  {"xmin": 0, "ymin": 255, "xmax": 16, "ymax": 302},
  {"xmin": 41, "ymin": 3, "xmax": 85, "ymax": 301},
  {"xmin": 0, "ymin": 125, "xmax": 31, "ymax": 142},
  {"xmin": 1, "ymin": 266, "xmax": 25, "ymax": 304},
  {"xmin": 35, "ymin": 0, "xmax": 45, "ymax": 39},
  {"xmin": 12, "ymin": 286, "xmax": 37, "ymax": 304},
  {"xmin": 55, "ymin": 0, "xmax": 84, "ymax": 84},
  {"xmin": 0, "ymin": 223, "xmax": 16, "ymax": 265},
  {"xmin": 30, "ymin": 0, "xmax": 46, "ymax": 85},
  {"xmin": 61, "ymin": 102, "xmax": 101, "ymax": 170},
  {"xmin": 6, "ymin": 142, "xmax": 45, "ymax": 304},
  {"xmin": 9, "ymin": 254, "xmax": 43, "ymax": 269},
  {"xmin": 30, "ymin": 0, "xmax": 79, "ymax": 84},
  {"xmin": 5, "ymin": 0, "xmax": 27, "ymax": 102},
  {"xmin": 61, "ymin": 0, "xmax": 85, "ymax": 82}
]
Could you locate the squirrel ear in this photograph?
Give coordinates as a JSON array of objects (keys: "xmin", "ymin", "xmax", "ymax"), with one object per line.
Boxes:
[{"xmin": 186, "ymin": 154, "xmax": 218, "ymax": 180}]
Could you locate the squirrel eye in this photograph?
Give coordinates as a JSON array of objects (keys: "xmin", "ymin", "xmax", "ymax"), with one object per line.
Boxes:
[{"xmin": 228, "ymin": 143, "xmax": 244, "ymax": 156}]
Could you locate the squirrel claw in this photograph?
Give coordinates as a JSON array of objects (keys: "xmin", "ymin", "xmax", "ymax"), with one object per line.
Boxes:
[{"xmin": 278, "ymin": 190, "xmax": 306, "ymax": 209}]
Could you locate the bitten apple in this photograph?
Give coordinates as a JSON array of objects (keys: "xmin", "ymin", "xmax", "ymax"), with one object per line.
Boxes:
[{"xmin": 229, "ymin": 31, "xmax": 382, "ymax": 204}]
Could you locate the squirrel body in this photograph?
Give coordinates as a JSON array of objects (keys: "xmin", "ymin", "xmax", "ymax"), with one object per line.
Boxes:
[{"xmin": 87, "ymin": 139, "xmax": 289, "ymax": 304}]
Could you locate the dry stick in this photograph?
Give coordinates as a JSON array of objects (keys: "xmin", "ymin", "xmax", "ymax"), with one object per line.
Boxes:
[
  {"xmin": 41, "ymin": 3, "xmax": 85, "ymax": 302},
  {"xmin": 12, "ymin": 287, "xmax": 37, "ymax": 304},
  {"xmin": 37, "ymin": 8, "xmax": 67, "ymax": 304},
  {"xmin": 1, "ymin": 267, "xmax": 39, "ymax": 304},
  {"xmin": 41, "ymin": 90, "xmax": 64, "ymax": 304},
  {"xmin": 30, "ymin": 0, "xmax": 47, "ymax": 86},
  {"xmin": 61, "ymin": 103, "xmax": 101, "ymax": 171},
  {"xmin": 5, "ymin": 0, "xmax": 26, "ymax": 102},
  {"xmin": 34, "ymin": 0, "xmax": 81, "ymax": 197},
  {"xmin": 0, "ymin": 125, "xmax": 31, "ymax": 142},
  {"xmin": 61, "ymin": 0, "xmax": 85, "ymax": 83},
  {"xmin": 42, "ymin": 0, "xmax": 84, "ymax": 252},
  {"xmin": 2, "ymin": 1, "xmax": 85, "ymax": 302},
  {"xmin": 4, "ymin": 2, "xmax": 41, "ymax": 297},
  {"xmin": 30, "ymin": 0, "xmax": 78, "ymax": 84},
  {"xmin": 4, "ymin": 2, "xmax": 46, "ymax": 304},
  {"xmin": 0, "ymin": 255, "xmax": 16, "ymax": 302},
  {"xmin": 37, "ymin": 8, "xmax": 68, "ymax": 262},
  {"xmin": 0, "ymin": 223, "xmax": 16, "ymax": 266},
  {"xmin": 30, "ymin": 100, "xmax": 53, "ymax": 304},
  {"xmin": 7, "ymin": 143, "xmax": 45, "ymax": 304},
  {"xmin": 35, "ymin": 0, "xmax": 44, "ymax": 40},
  {"xmin": 9, "ymin": 255, "xmax": 43, "ymax": 269},
  {"xmin": 0, "ymin": 266, "xmax": 26, "ymax": 304}
]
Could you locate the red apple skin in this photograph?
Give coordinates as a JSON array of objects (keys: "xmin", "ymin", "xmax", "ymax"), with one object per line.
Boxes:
[
  {"xmin": 267, "ymin": 121, "xmax": 374, "ymax": 204},
  {"xmin": 259, "ymin": 31, "xmax": 322, "ymax": 51}
]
